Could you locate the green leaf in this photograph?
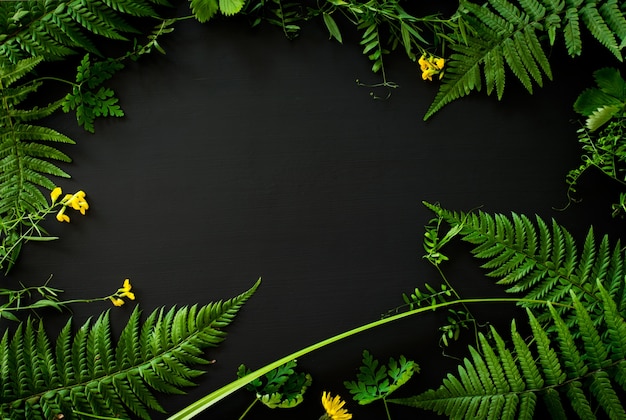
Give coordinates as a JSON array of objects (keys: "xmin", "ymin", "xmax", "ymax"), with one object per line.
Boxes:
[
  {"xmin": 0, "ymin": 279, "xmax": 260, "ymax": 419},
  {"xmin": 190, "ymin": 0, "xmax": 219, "ymax": 23},
  {"xmin": 61, "ymin": 54, "xmax": 125, "ymax": 133},
  {"xmin": 586, "ymin": 105, "xmax": 621, "ymax": 131},
  {"xmin": 322, "ymin": 13, "xmax": 343, "ymax": 43},
  {"xmin": 237, "ymin": 359, "xmax": 312, "ymax": 409},
  {"xmin": 344, "ymin": 350, "xmax": 418, "ymax": 405},
  {"xmin": 219, "ymin": 0, "xmax": 245, "ymax": 16}
]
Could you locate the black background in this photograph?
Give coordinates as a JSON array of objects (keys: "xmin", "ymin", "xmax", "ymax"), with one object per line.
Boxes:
[{"xmin": 6, "ymin": 2, "xmax": 626, "ymax": 419}]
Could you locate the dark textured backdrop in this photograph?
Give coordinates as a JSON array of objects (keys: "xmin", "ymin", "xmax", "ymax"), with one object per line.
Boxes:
[{"xmin": 6, "ymin": 3, "xmax": 626, "ymax": 419}]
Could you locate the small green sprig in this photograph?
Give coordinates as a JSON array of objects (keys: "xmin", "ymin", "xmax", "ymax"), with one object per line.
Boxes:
[
  {"xmin": 62, "ymin": 54, "xmax": 125, "ymax": 133},
  {"xmin": 0, "ymin": 277, "xmax": 137, "ymax": 322},
  {"xmin": 344, "ymin": 350, "xmax": 418, "ymax": 419},
  {"xmin": 237, "ymin": 360, "xmax": 312, "ymax": 418}
]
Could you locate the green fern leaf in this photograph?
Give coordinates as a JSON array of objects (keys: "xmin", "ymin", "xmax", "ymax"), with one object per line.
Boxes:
[
  {"xmin": 0, "ymin": 0, "xmax": 169, "ymax": 66},
  {"xmin": 424, "ymin": 0, "xmax": 555, "ymax": 119},
  {"xmin": 390, "ymin": 289, "xmax": 626, "ymax": 419},
  {"xmin": 563, "ymin": 6, "xmax": 582, "ymax": 56},
  {"xmin": 344, "ymin": 350, "xmax": 418, "ymax": 405},
  {"xmin": 62, "ymin": 54, "xmax": 126, "ymax": 133},
  {"xmin": 580, "ymin": 3, "xmax": 622, "ymax": 61},
  {"xmin": 101, "ymin": 0, "xmax": 159, "ymax": 18},
  {"xmin": 422, "ymin": 201, "xmax": 626, "ymax": 327},
  {"xmin": 600, "ymin": 0, "xmax": 626, "ymax": 45},
  {"xmin": 0, "ymin": 279, "xmax": 260, "ymax": 419},
  {"xmin": 238, "ymin": 360, "xmax": 312, "ymax": 409}
]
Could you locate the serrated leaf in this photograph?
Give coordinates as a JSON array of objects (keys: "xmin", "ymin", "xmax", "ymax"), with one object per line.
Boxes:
[
  {"xmin": 219, "ymin": 0, "xmax": 245, "ymax": 16},
  {"xmin": 190, "ymin": 0, "xmax": 219, "ymax": 22},
  {"xmin": 586, "ymin": 105, "xmax": 621, "ymax": 131}
]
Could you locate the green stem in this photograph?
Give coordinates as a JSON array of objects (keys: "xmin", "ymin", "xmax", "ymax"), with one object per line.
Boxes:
[
  {"xmin": 383, "ymin": 397, "xmax": 391, "ymax": 420},
  {"xmin": 73, "ymin": 410, "xmax": 122, "ymax": 419},
  {"xmin": 238, "ymin": 398, "xmax": 258, "ymax": 420},
  {"xmin": 167, "ymin": 297, "xmax": 568, "ymax": 420}
]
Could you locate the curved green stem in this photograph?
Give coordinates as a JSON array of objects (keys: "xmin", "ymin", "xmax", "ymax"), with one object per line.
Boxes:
[{"xmin": 167, "ymin": 297, "xmax": 568, "ymax": 420}]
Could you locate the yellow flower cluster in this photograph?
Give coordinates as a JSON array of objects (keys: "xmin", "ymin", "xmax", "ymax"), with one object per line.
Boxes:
[
  {"xmin": 419, "ymin": 53, "xmax": 445, "ymax": 81},
  {"xmin": 319, "ymin": 392, "xmax": 352, "ymax": 420},
  {"xmin": 110, "ymin": 279, "xmax": 135, "ymax": 307},
  {"xmin": 50, "ymin": 187, "xmax": 89, "ymax": 223}
]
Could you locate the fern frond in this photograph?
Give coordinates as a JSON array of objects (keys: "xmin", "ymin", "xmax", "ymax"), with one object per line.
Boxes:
[
  {"xmin": 0, "ymin": 279, "xmax": 260, "ymax": 419},
  {"xmin": 600, "ymin": 0, "xmax": 626, "ymax": 44},
  {"xmin": 0, "ymin": 58, "xmax": 75, "ymax": 215},
  {"xmin": 580, "ymin": 2, "xmax": 622, "ymax": 61},
  {"xmin": 422, "ymin": 201, "xmax": 626, "ymax": 325},
  {"xmin": 424, "ymin": 0, "xmax": 553, "ymax": 119},
  {"xmin": 0, "ymin": 0, "xmax": 165, "ymax": 65},
  {"xmin": 425, "ymin": 0, "xmax": 626, "ymax": 119},
  {"xmin": 391, "ymin": 284, "xmax": 626, "ymax": 419}
]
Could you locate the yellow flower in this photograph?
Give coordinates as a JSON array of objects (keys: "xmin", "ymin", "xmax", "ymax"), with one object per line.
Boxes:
[
  {"xmin": 418, "ymin": 53, "xmax": 445, "ymax": 81},
  {"xmin": 55, "ymin": 207, "xmax": 70, "ymax": 223},
  {"xmin": 117, "ymin": 278, "xmax": 135, "ymax": 300},
  {"xmin": 110, "ymin": 297, "xmax": 125, "ymax": 307},
  {"xmin": 422, "ymin": 68, "xmax": 437, "ymax": 81},
  {"xmin": 65, "ymin": 190, "xmax": 89, "ymax": 215},
  {"xmin": 50, "ymin": 187, "xmax": 62, "ymax": 204},
  {"xmin": 319, "ymin": 392, "xmax": 352, "ymax": 420}
]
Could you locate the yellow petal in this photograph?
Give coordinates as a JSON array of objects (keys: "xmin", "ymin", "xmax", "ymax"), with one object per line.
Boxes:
[
  {"xmin": 56, "ymin": 208, "xmax": 70, "ymax": 223},
  {"xmin": 50, "ymin": 187, "xmax": 62, "ymax": 204},
  {"xmin": 110, "ymin": 297, "xmax": 125, "ymax": 307},
  {"xmin": 121, "ymin": 291, "xmax": 135, "ymax": 300}
]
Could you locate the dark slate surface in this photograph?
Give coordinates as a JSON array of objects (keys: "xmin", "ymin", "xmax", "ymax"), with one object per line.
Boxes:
[{"xmin": 6, "ymin": 4, "xmax": 626, "ymax": 419}]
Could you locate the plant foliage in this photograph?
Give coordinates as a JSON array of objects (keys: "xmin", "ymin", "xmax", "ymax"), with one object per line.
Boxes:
[
  {"xmin": 566, "ymin": 119, "xmax": 626, "ymax": 217},
  {"xmin": 237, "ymin": 360, "xmax": 312, "ymax": 409},
  {"xmin": 320, "ymin": 0, "xmax": 458, "ymax": 88},
  {"xmin": 424, "ymin": 0, "xmax": 626, "ymax": 120},
  {"xmin": 62, "ymin": 53, "xmax": 125, "ymax": 133},
  {"xmin": 243, "ymin": 0, "xmax": 305, "ymax": 39},
  {"xmin": 0, "ymin": 57, "xmax": 73, "ymax": 216},
  {"xmin": 344, "ymin": 350, "xmax": 418, "ymax": 405},
  {"xmin": 565, "ymin": 67, "xmax": 626, "ymax": 217},
  {"xmin": 391, "ymin": 282, "xmax": 626, "ymax": 419},
  {"xmin": 0, "ymin": 279, "xmax": 260, "ymax": 420},
  {"xmin": 190, "ymin": 0, "xmax": 247, "ymax": 23},
  {"xmin": 422, "ymin": 201, "xmax": 626, "ymax": 326},
  {"xmin": 573, "ymin": 67, "xmax": 626, "ymax": 132},
  {"xmin": 0, "ymin": 0, "xmax": 167, "ymax": 66}
]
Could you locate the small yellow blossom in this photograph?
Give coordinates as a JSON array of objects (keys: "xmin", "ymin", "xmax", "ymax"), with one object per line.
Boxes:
[
  {"xmin": 53, "ymin": 189, "xmax": 89, "ymax": 222},
  {"xmin": 319, "ymin": 392, "xmax": 352, "ymax": 420},
  {"xmin": 110, "ymin": 297, "xmax": 125, "ymax": 307},
  {"xmin": 117, "ymin": 278, "xmax": 135, "ymax": 300},
  {"xmin": 55, "ymin": 207, "xmax": 70, "ymax": 223},
  {"xmin": 418, "ymin": 53, "xmax": 445, "ymax": 81},
  {"xmin": 50, "ymin": 187, "xmax": 62, "ymax": 204},
  {"xmin": 64, "ymin": 190, "xmax": 89, "ymax": 215}
]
